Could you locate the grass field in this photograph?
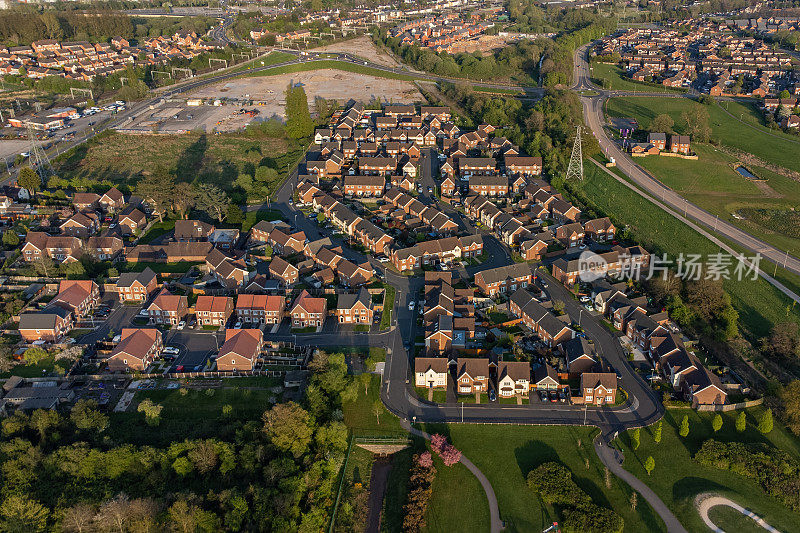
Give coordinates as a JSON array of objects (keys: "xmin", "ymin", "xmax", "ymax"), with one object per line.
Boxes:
[
  {"xmin": 574, "ymin": 163, "xmax": 800, "ymax": 337},
  {"xmin": 247, "ymin": 59, "xmax": 418, "ymax": 82},
  {"xmin": 380, "ymin": 286, "xmax": 396, "ymax": 330},
  {"xmin": 54, "ymin": 128, "xmax": 304, "ymax": 200},
  {"xmin": 343, "ymin": 374, "xmax": 404, "ymax": 435},
  {"xmin": 605, "ymin": 96, "xmax": 800, "ymax": 174},
  {"xmin": 591, "ymin": 62, "xmax": 686, "ymax": 93},
  {"xmin": 632, "ymin": 144, "xmax": 800, "ymax": 255},
  {"xmin": 0, "ymin": 355, "xmax": 71, "ymax": 378},
  {"xmin": 418, "ymin": 424, "xmax": 666, "ymax": 533},
  {"xmin": 615, "ymin": 407, "xmax": 800, "ymax": 533}
]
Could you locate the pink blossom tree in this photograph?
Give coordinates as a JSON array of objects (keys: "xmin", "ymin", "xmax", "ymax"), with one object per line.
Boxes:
[
  {"xmin": 417, "ymin": 451, "xmax": 434, "ymax": 469},
  {"xmin": 440, "ymin": 444, "xmax": 462, "ymax": 466},
  {"xmin": 430, "ymin": 434, "xmax": 447, "ymax": 453}
]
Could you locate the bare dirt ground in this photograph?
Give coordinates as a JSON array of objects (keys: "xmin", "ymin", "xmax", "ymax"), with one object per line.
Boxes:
[
  {"xmin": 312, "ymin": 35, "xmax": 403, "ymax": 68},
  {"xmin": 190, "ymin": 69, "xmax": 423, "ymax": 116},
  {"xmin": 447, "ymin": 34, "xmax": 517, "ymax": 55}
]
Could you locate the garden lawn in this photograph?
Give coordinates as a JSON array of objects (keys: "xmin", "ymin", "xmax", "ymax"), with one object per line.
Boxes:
[
  {"xmin": 0, "ymin": 356, "xmax": 71, "ymax": 378},
  {"xmin": 138, "ymin": 220, "xmax": 175, "ymax": 244},
  {"xmin": 605, "ymin": 97, "xmax": 800, "ymax": 174},
  {"xmin": 571, "ymin": 163, "xmax": 800, "ymax": 337},
  {"xmin": 591, "ymin": 62, "xmax": 685, "ymax": 93},
  {"xmin": 241, "ymin": 208, "xmax": 284, "ymax": 233},
  {"xmin": 615, "ymin": 407, "xmax": 800, "ymax": 533},
  {"xmin": 418, "ymin": 424, "xmax": 666, "ymax": 533}
]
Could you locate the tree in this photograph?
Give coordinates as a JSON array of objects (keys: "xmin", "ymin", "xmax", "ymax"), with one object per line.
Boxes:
[
  {"xmin": 94, "ymin": 494, "xmax": 132, "ymax": 533},
  {"xmin": 681, "ymin": 105, "xmax": 712, "ymax": 143},
  {"xmin": 137, "ymin": 399, "xmax": 163, "ymax": 426},
  {"xmin": 32, "ymin": 255, "xmax": 56, "ymax": 278},
  {"xmin": 263, "ymin": 402, "xmax": 314, "ymax": 458},
  {"xmin": 61, "ymin": 503, "xmax": 95, "ymax": 533},
  {"xmin": 17, "ymin": 166, "xmax": 41, "ymax": 197},
  {"xmin": 644, "ymin": 456, "xmax": 655, "ymax": 476},
  {"xmin": 712, "ymin": 413, "xmax": 723, "ymax": 433},
  {"xmin": 372, "ymin": 399, "xmax": 383, "ymax": 425},
  {"xmin": 136, "ymin": 172, "xmax": 172, "ymax": 222},
  {"xmin": 358, "ymin": 372, "xmax": 372, "ymax": 396},
  {"xmin": 779, "ymin": 89, "xmax": 792, "ymax": 99},
  {"xmin": 188, "ymin": 440, "xmax": 219, "ymax": 474},
  {"xmin": 631, "ymin": 428, "xmax": 640, "ymax": 450},
  {"xmin": 629, "ymin": 491, "xmax": 637, "ymax": 511},
  {"xmin": 758, "ymin": 408, "xmax": 773, "ymax": 434},
  {"xmin": 61, "ymin": 260, "xmax": 86, "ymax": 278},
  {"xmin": 2, "ymin": 229, "xmax": 19, "ymax": 247},
  {"xmin": 70, "ymin": 399, "xmax": 109, "ymax": 433},
  {"xmin": 0, "ymin": 495, "xmax": 49, "ymax": 533},
  {"xmin": 194, "ymin": 183, "xmax": 230, "ymax": 223},
  {"xmin": 167, "ymin": 499, "xmax": 196, "ymax": 533},
  {"xmin": 763, "ymin": 322, "xmax": 800, "ymax": 363},
  {"xmin": 736, "ymin": 410, "xmax": 747, "ymax": 432},
  {"xmin": 23, "ymin": 346, "xmax": 49, "ymax": 365},
  {"xmin": 679, "ymin": 414, "xmax": 690, "ymax": 437},
  {"xmin": 284, "ymin": 84, "xmax": 314, "ymax": 139},
  {"xmin": 649, "ymin": 113, "xmax": 674, "ymax": 134},
  {"xmin": 780, "ymin": 380, "xmax": 800, "ymax": 436},
  {"xmin": 653, "ymin": 420, "xmax": 662, "ymax": 444},
  {"xmin": 172, "ymin": 182, "xmax": 196, "ymax": 219},
  {"xmin": 30, "ymin": 408, "xmax": 60, "ymax": 442},
  {"xmin": 225, "ymin": 203, "xmax": 243, "ymax": 225}
]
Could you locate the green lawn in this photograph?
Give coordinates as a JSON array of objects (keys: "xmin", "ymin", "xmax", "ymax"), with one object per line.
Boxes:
[
  {"xmin": 591, "ymin": 62, "xmax": 686, "ymax": 93},
  {"xmin": 343, "ymin": 374, "xmax": 404, "ymax": 436},
  {"xmin": 0, "ymin": 356, "xmax": 71, "ymax": 378},
  {"xmin": 632, "ymin": 144, "xmax": 800, "ymax": 255},
  {"xmin": 572, "ymin": 162, "xmax": 800, "ymax": 337},
  {"xmin": 247, "ymin": 59, "xmax": 417, "ymax": 82},
  {"xmin": 228, "ymin": 51, "xmax": 296, "ymax": 74},
  {"xmin": 380, "ymin": 286, "xmax": 395, "ymax": 330},
  {"xmin": 606, "ymin": 96, "xmax": 800, "ymax": 174},
  {"xmin": 707, "ymin": 504, "xmax": 768, "ymax": 533},
  {"xmin": 241, "ymin": 208, "xmax": 284, "ymax": 233},
  {"xmin": 615, "ymin": 407, "xmax": 800, "ymax": 533},
  {"xmin": 138, "ymin": 220, "xmax": 175, "ymax": 244},
  {"xmin": 418, "ymin": 424, "xmax": 666, "ymax": 533},
  {"xmin": 424, "ymin": 452, "xmax": 490, "ymax": 533}
]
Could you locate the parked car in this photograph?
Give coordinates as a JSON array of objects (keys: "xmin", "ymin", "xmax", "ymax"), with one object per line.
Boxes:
[
  {"xmin": 163, "ymin": 346, "xmax": 180, "ymax": 355},
  {"xmin": 176, "ymin": 365, "xmax": 184, "ymax": 372},
  {"xmin": 549, "ymin": 391, "xmax": 558, "ymax": 402},
  {"xmin": 137, "ymin": 309, "xmax": 149, "ymax": 317},
  {"xmin": 177, "ymin": 321, "xmax": 186, "ymax": 330},
  {"xmin": 488, "ymin": 389, "xmax": 497, "ymax": 402},
  {"xmin": 539, "ymin": 391, "xmax": 548, "ymax": 402},
  {"xmin": 234, "ymin": 321, "xmax": 242, "ymax": 328},
  {"xmin": 408, "ymin": 301, "xmax": 415, "ymax": 311},
  {"xmin": 378, "ymin": 257, "xmax": 390, "ymax": 263}
]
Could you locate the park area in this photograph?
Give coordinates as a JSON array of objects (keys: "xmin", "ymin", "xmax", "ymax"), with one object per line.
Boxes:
[
  {"xmin": 591, "ymin": 62, "xmax": 686, "ymax": 93},
  {"xmin": 616, "ymin": 407, "xmax": 800, "ymax": 533}
]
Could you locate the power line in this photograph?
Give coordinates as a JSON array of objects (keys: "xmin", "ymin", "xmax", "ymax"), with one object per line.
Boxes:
[{"xmin": 566, "ymin": 125, "xmax": 583, "ymax": 181}]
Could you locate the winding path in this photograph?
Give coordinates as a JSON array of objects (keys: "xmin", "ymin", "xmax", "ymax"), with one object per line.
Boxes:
[
  {"xmin": 401, "ymin": 420, "xmax": 502, "ymax": 533},
  {"xmin": 695, "ymin": 494, "xmax": 781, "ymax": 533},
  {"xmin": 594, "ymin": 437, "xmax": 688, "ymax": 533}
]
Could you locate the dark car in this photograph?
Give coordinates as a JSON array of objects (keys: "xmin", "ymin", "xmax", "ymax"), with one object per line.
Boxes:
[{"xmin": 488, "ymin": 389, "xmax": 497, "ymax": 402}]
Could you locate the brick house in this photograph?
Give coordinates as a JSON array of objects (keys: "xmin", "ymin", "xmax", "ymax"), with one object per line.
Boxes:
[
  {"xmin": 146, "ymin": 289, "xmax": 188, "ymax": 325},
  {"xmin": 474, "ymin": 263, "xmax": 534, "ymax": 297},
  {"xmin": 52, "ymin": 280, "xmax": 99, "ymax": 318},
  {"xmin": 669, "ymin": 134, "xmax": 691, "ymax": 154},
  {"xmin": 583, "ymin": 217, "xmax": 616, "ymax": 243},
  {"xmin": 555, "ymin": 222, "xmax": 585, "ymax": 249},
  {"xmin": 194, "ymin": 295, "xmax": 233, "ymax": 326},
  {"xmin": 116, "ymin": 268, "xmax": 158, "ymax": 302},
  {"xmin": 268, "ymin": 256, "xmax": 299, "ymax": 287},
  {"xmin": 455, "ymin": 358, "xmax": 490, "ymax": 394},
  {"xmin": 343, "ymin": 175, "xmax": 386, "ymax": 197},
  {"xmin": 174, "ymin": 219, "xmax": 215, "ymax": 241},
  {"xmin": 581, "ymin": 372, "xmax": 617, "ymax": 405},
  {"xmin": 118, "ymin": 207, "xmax": 147, "ymax": 235},
  {"xmin": 290, "ymin": 290, "xmax": 328, "ymax": 328},
  {"xmin": 504, "ymin": 156, "xmax": 542, "ymax": 176},
  {"xmin": 60, "ymin": 211, "xmax": 100, "ymax": 238},
  {"xmin": 236, "ymin": 294, "xmax": 285, "ymax": 325},
  {"xmin": 18, "ymin": 306, "xmax": 73, "ymax": 343},
  {"xmin": 99, "ymin": 187, "xmax": 125, "ymax": 211},
  {"xmin": 216, "ymin": 328, "xmax": 263, "ymax": 371},
  {"xmin": 336, "ymin": 287, "xmax": 373, "ymax": 324},
  {"xmin": 107, "ymin": 328, "xmax": 163, "ymax": 372}
]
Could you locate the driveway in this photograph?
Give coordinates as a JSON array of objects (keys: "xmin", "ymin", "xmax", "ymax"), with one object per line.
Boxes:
[{"xmin": 166, "ymin": 330, "xmax": 223, "ymax": 371}]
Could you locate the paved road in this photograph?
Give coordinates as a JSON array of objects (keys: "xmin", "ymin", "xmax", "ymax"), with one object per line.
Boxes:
[{"xmin": 574, "ymin": 44, "xmax": 800, "ymax": 280}]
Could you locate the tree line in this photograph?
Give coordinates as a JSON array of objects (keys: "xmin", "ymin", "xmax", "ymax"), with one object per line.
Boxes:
[{"xmin": 0, "ymin": 350, "xmax": 366, "ymax": 532}]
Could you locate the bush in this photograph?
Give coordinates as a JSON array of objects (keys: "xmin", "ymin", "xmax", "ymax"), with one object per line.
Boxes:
[{"xmin": 694, "ymin": 439, "xmax": 800, "ymax": 512}]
